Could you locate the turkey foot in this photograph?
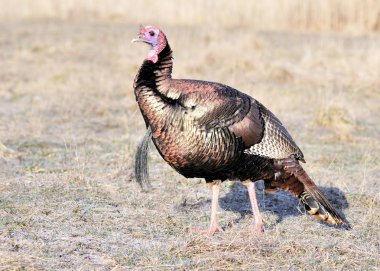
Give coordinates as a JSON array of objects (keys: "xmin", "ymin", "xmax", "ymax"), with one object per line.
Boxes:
[
  {"xmin": 244, "ymin": 180, "xmax": 264, "ymax": 234},
  {"xmin": 188, "ymin": 224, "xmax": 223, "ymax": 236}
]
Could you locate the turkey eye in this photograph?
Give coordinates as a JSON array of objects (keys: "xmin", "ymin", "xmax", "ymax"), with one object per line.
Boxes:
[{"xmin": 149, "ymin": 31, "xmax": 155, "ymax": 36}]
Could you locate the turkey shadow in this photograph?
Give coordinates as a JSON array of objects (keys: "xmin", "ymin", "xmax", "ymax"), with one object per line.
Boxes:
[{"xmin": 219, "ymin": 181, "xmax": 350, "ymax": 228}]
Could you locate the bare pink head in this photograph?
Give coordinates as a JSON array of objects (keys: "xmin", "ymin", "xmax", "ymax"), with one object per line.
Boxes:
[{"xmin": 132, "ymin": 25, "xmax": 167, "ymax": 63}]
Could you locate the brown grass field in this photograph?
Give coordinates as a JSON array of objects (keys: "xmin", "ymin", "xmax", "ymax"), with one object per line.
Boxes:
[{"xmin": 0, "ymin": 1, "xmax": 380, "ymax": 270}]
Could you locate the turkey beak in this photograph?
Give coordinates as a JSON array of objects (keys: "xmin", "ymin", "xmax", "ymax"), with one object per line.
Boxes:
[
  {"xmin": 132, "ymin": 24, "xmax": 145, "ymax": 43},
  {"xmin": 131, "ymin": 36, "xmax": 143, "ymax": 43}
]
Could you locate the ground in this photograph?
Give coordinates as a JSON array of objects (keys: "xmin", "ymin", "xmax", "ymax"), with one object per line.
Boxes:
[{"xmin": 0, "ymin": 21, "xmax": 379, "ymax": 270}]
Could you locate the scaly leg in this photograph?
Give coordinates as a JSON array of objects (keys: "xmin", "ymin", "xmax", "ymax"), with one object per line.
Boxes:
[
  {"xmin": 244, "ymin": 181, "xmax": 264, "ymax": 234},
  {"xmin": 208, "ymin": 180, "xmax": 223, "ymax": 235},
  {"xmin": 189, "ymin": 180, "xmax": 223, "ymax": 235}
]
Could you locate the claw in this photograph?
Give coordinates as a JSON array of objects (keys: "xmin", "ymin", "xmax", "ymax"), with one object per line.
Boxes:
[{"xmin": 189, "ymin": 224, "xmax": 223, "ymax": 236}]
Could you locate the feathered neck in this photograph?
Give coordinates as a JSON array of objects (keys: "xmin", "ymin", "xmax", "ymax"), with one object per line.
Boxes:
[{"xmin": 134, "ymin": 42, "xmax": 173, "ymax": 97}]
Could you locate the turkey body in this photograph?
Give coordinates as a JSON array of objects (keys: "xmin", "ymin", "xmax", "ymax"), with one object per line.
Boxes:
[
  {"xmin": 132, "ymin": 26, "xmax": 346, "ymax": 231},
  {"xmin": 134, "ymin": 45, "xmax": 301, "ymax": 183}
]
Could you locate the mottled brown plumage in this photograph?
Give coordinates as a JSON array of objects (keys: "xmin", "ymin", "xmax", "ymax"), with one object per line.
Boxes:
[{"xmin": 132, "ymin": 26, "xmax": 346, "ymax": 234}]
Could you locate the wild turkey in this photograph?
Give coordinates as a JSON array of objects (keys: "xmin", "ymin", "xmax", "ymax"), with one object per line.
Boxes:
[{"xmin": 132, "ymin": 25, "xmax": 346, "ymax": 234}]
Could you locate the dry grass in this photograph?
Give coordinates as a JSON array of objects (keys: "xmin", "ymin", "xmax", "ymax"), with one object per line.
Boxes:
[
  {"xmin": 1, "ymin": 0, "xmax": 380, "ymax": 33},
  {"xmin": 0, "ymin": 8, "xmax": 380, "ymax": 271}
]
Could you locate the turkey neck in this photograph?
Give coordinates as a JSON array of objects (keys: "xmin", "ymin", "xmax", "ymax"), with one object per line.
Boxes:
[{"xmin": 134, "ymin": 43, "xmax": 174, "ymax": 100}]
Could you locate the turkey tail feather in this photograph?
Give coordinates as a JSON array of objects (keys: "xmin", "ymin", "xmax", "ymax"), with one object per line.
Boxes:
[
  {"xmin": 272, "ymin": 157, "xmax": 347, "ymax": 226},
  {"xmin": 291, "ymin": 165, "xmax": 346, "ymax": 226},
  {"xmin": 135, "ymin": 126, "xmax": 152, "ymax": 190}
]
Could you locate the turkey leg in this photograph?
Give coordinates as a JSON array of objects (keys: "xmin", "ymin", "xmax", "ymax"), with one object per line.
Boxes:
[
  {"xmin": 244, "ymin": 181, "xmax": 264, "ymax": 233},
  {"xmin": 189, "ymin": 180, "xmax": 223, "ymax": 235},
  {"xmin": 208, "ymin": 180, "xmax": 223, "ymax": 235}
]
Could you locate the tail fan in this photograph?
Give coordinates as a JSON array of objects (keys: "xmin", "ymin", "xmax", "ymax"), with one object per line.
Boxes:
[{"xmin": 135, "ymin": 126, "xmax": 152, "ymax": 190}]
